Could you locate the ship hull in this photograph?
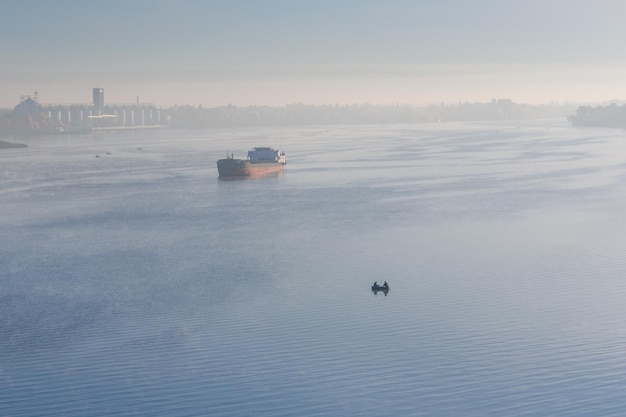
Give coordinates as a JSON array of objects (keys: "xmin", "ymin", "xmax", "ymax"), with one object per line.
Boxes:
[{"xmin": 217, "ymin": 159, "xmax": 285, "ymax": 177}]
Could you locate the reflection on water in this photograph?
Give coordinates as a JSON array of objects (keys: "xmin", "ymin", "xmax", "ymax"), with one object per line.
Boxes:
[
  {"xmin": 2, "ymin": 120, "xmax": 626, "ymax": 416},
  {"xmin": 217, "ymin": 170, "xmax": 284, "ymax": 181}
]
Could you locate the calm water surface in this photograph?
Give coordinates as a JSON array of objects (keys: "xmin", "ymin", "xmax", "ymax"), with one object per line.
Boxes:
[{"xmin": 2, "ymin": 120, "xmax": 626, "ymax": 416}]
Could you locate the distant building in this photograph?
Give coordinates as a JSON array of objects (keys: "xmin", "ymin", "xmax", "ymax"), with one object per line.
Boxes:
[
  {"xmin": 93, "ymin": 88, "xmax": 104, "ymax": 115},
  {"xmin": 14, "ymin": 97, "xmax": 40, "ymax": 117},
  {"xmin": 13, "ymin": 96, "xmax": 48, "ymax": 131},
  {"xmin": 2, "ymin": 88, "xmax": 164, "ymax": 134}
]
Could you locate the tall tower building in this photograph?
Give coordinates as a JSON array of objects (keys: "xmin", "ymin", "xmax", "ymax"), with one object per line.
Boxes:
[{"xmin": 93, "ymin": 88, "xmax": 104, "ymax": 115}]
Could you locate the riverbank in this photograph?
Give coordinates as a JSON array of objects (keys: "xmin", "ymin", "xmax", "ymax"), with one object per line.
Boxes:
[{"xmin": 0, "ymin": 140, "xmax": 27, "ymax": 149}]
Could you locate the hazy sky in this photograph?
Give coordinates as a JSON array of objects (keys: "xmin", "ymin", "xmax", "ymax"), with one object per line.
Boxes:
[{"xmin": 2, "ymin": 0, "xmax": 626, "ymax": 108}]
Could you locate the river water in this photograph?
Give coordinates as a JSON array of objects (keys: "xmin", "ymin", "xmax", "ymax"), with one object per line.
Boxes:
[{"xmin": 2, "ymin": 120, "xmax": 626, "ymax": 416}]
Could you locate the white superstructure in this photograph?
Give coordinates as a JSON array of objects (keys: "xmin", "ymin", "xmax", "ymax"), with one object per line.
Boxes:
[{"xmin": 247, "ymin": 147, "xmax": 286, "ymax": 164}]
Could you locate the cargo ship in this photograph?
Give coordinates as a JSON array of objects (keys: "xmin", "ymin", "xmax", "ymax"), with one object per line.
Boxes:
[{"xmin": 217, "ymin": 147, "xmax": 286, "ymax": 177}]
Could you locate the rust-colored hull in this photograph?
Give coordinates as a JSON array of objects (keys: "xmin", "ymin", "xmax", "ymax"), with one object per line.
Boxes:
[{"xmin": 217, "ymin": 159, "xmax": 285, "ymax": 177}]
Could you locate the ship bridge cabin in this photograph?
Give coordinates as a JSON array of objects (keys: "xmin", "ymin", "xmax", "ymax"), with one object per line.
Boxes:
[{"xmin": 247, "ymin": 147, "xmax": 286, "ymax": 164}]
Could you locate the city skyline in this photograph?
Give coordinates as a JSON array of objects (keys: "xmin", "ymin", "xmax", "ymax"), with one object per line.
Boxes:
[{"xmin": 2, "ymin": 0, "xmax": 626, "ymax": 108}]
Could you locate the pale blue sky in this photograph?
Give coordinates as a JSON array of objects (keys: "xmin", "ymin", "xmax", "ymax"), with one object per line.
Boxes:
[{"xmin": 2, "ymin": 0, "xmax": 625, "ymax": 107}]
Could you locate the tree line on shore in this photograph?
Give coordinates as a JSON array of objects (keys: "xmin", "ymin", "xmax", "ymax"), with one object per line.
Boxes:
[
  {"xmin": 0, "ymin": 99, "xmax": 582, "ymax": 134},
  {"xmin": 567, "ymin": 103, "xmax": 626, "ymax": 128},
  {"xmin": 167, "ymin": 100, "xmax": 575, "ymax": 128}
]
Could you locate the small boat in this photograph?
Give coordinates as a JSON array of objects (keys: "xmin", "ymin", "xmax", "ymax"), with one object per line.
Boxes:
[{"xmin": 371, "ymin": 281, "xmax": 389, "ymax": 295}]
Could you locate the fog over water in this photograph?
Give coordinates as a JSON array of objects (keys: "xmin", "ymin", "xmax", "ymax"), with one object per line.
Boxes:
[
  {"xmin": 3, "ymin": 120, "xmax": 626, "ymax": 415},
  {"xmin": 3, "ymin": 1, "xmax": 626, "ymax": 415}
]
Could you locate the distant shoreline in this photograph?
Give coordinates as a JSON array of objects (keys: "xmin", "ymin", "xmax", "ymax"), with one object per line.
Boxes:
[{"xmin": 0, "ymin": 140, "xmax": 27, "ymax": 149}]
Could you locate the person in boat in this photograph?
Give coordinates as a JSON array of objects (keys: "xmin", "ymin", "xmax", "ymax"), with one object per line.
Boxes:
[
  {"xmin": 383, "ymin": 281, "xmax": 389, "ymax": 289},
  {"xmin": 373, "ymin": 281, "xmax": 378, "ymax": 288}
]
